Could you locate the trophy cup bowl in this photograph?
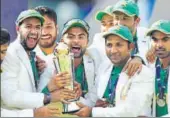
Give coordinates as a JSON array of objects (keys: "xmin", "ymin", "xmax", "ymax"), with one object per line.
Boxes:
[{"xmin": 53, "ymin": 42, "xmax": 80, "ymax": 113}]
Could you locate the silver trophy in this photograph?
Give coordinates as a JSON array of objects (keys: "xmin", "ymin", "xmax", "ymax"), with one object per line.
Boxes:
[{"xmin": 53, "ymin": 42, "xmax": 80, "ymax": 113}]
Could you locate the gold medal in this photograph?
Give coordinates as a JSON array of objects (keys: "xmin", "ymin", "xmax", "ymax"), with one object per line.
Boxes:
[
  {"xmin": 156, "ymin": 93, "xmax": 166, "ymax": 107},
  {"xmin": 157, "ymin": 98, "xmax": 166, "ymax": 107}
]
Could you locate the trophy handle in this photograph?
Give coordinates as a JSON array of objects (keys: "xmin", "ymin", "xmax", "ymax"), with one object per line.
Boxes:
[{"xmin": 53, "ymin": 57, "xmax": 61, "ymax": 73}]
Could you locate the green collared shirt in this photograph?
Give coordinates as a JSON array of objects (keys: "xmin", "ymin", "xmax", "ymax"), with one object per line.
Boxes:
[
  {"xmin": 75, "ymin": 62, "xmax": 88, "ymax": 97},
  {"xmin": 156, "ymin": 67, "xmax": 168, "ymax": 117},
  {"xmin": 103, "ymin": 66, "xmax": 123, "ymax": 105}
]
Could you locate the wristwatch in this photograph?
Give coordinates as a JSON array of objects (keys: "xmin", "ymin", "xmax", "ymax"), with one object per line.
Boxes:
[{"xmin": 44, "ymin": 94, "xmax": 51, "ymax": 105}]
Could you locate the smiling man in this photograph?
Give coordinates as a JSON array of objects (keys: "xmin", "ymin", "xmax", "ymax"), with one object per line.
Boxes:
[
  {"xmin": 34, "ymin": 6, "xmax": 58, "ymax": 60},
  {"xmin": 1, "ymin": 9, "xmax": 62, "ymax": 117},
  {"xmin": 39, "ymin": 19, "xmax": 97, "ymax": 109},
  {"xmin": 74, "ymin": 25, "xmax": 154, "ymax": 117}
]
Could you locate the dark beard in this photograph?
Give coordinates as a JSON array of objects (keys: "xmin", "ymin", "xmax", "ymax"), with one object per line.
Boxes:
[
  {"xmin": 20, "ymin": 38, "xmax": 37, "ymax": 51},
  {"xmin": 39, "ymin": 39, "xmax": 56, "ymax": 48}
]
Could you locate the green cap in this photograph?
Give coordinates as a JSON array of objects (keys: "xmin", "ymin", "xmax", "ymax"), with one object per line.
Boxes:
[
  {"xmin": 16, "ymin": 9, "xmax": 44, "ymax": 26},
  {"xmin": 95, "ymin": 6, "xmax": 113, "ymax": 21},
  {"xmin": 103, "ymin": 25, "xmax": 133, "ymax": 43},
  {"xmin": 112, "ymin": 0, "xmax": 139, "ymax": 17},
  {"xmin": 146, "ymin": 20, "xmax": 170, "ymax": 36},
  {"xmin": 62, "ymin": 18, "xmax": 90, "ymax": 35}
]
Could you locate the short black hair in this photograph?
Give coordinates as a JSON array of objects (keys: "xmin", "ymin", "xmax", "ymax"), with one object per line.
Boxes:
[
  {"xmin": 34, "ymin": 6, "xmax": 57, "ymax": 24},
  {"xmin": 0, "ymin": 28, "xmax": 10, "ymax": 45}
]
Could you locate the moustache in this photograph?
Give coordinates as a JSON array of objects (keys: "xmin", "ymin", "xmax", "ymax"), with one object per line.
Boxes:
[{"xmin": 27, "ymin": 31, "xmax": 38, "ymax": 39}]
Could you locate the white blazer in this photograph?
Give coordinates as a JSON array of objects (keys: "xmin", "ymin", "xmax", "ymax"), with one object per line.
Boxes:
[
  {"xmin": 34, "ymin": 45, "xmax": 48, "ymax": 60},
  {"xmin": 89, "ymin": 33, "xmax": 110, "ymax": 63},
  {"xmin": 38, "ymin": 50, "xmax": 95, "ymax": 96},
  {"xmin": 149, "ymin": 63, "xmax": 170, "ymax": 117},
  {"xmin": 85, "ymin": 59, "xmax": 154, "ymax": 117},
  {"xmin": 1, "ymin": 39, "xmax": 44, "ymax": 111},
  {"xmin": 1, "ymin": 108, "xmax": 34, "ymax": 117}
]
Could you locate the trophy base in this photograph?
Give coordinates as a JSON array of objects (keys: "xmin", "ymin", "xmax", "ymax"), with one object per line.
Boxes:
[{"xmin": 62, "ymin": 101, "xmax": 80, "ymax": 114}]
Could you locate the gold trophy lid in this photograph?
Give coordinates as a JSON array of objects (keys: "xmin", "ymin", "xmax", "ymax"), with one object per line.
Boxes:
[{"xmin": 56, "ymin": 42, "xmax": 69, "ymax": 55}]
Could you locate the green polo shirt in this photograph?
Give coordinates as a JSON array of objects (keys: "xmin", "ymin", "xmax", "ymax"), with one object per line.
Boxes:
[
  {"xmin": 103, "ymin": 66, "xmax": 123, "ymax": 105},
  {"xmin": 75, "ymin": 62, "xmax": 88, "ymax": 97},
  {"xmin": 156, "ymin": 67, "xmax": 168, "ymax": 117}
]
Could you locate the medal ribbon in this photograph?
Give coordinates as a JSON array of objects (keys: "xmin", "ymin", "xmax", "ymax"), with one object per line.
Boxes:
[
  {"xmin": 108, "ymin": 72, "xmax": 119, "ymax": 105},
  {"xmin": 155, "ymin": 58, "xmax": 169, "ymax": 99}
]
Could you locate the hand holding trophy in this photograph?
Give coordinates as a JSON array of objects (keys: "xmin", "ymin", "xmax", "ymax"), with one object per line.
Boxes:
[{"xmin": 53, "ymin": 42, "xmax": 80, "ymax": 113}]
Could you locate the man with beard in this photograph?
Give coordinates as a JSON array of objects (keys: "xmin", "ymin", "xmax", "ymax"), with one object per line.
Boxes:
[
  {"xmin": 34, "ymin": 6, "xmax": 58, "ymax": 60},
  {"xmin": 146, "ymin": 20, "xmax": 170, "ymax": 117},
  {"xmin": 73, "ymin": 25, "xmax": 154, "ymax": 117},
  {"xmin": 39, "ymin": 19, "xmax": 97, "ymax": 114},
  {"xmin": 1, "ymin": 10, "xmax": 66, "ymax": 117}
]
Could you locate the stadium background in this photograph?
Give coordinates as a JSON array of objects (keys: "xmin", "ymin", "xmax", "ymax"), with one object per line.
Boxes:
[{"xmin": 1, "ymin": 0, "xmax": 170, "ymax": 44}]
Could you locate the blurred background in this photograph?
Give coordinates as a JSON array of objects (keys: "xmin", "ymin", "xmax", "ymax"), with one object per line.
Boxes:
[{"xmin": 1, "ymin": 0, "xmax": 170, "ymax": 44}]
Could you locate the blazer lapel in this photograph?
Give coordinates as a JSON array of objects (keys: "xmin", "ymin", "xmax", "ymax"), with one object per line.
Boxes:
[
  {"xmin": 83, "ymin": 55, "xmax": 95, "ymax": 90},
  {"xmin": 168, "ymin": 69, "xmax": 170, "ymax": 113},
  {"xmin": 97, "ymin": 64, "xmax": 113, "ymax": 99},
  {"xmin": 16, "ymin": 41, "xmax": 35, "ymax": 88},
  {"xmin": 115, "ymin": 72, "xmax": 131, "ymax": 105}
]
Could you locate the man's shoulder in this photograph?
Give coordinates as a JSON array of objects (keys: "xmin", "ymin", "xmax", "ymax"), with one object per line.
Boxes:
[
  {"xmin": 91, "ymin": 32, "xmax": 104, "ymax": 44},
  {"xmin": 83, "ymin": 52, "xmax": 94, "ymax": 62},
  {"xmin": 98, "ymin": 60, "xmax": 112, "ymax": 71},
  {"xmin": 134, "ymin": 64, "xmax": 154, "ymax": 81},
  {"xmin": 7, "ymin": 40, "xmax": 21, "ymax": 55},
  {"xmin": 86, "ymin": 47, "xmax": 100, "ymax": 57}
]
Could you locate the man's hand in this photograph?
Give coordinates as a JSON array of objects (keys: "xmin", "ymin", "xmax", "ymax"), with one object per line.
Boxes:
[
  {"xmin": 36, "ymin": 56, "xmax": 46, "ymax": 74},
  {"xmin": 47, "ymin": 71, "xmax": 71, "ymax": 92},
  {"xmin": 50, "ymin": 89, "xmax": 77, "ymax": 104},
  {"xmin": 74, "ymin": 102, "xmax": 92, "ymax": 117},
  {"xmin": 122, "ymin": 57, "xmax": 142, "ymax": 77},
  {"xmin": 73, "ymin": 81, "xmax": 82, "ymax": 99},
  {"xmin": 146, "ymin": 47, "xmax": 156, "ymax": 64},
  {"xmin": 95, "ymin": 99, "xmax": 109, "ymax": 108},
  {"xmin": 34, "ymin": 106, "xmax": 61, "ymax": 117}
]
